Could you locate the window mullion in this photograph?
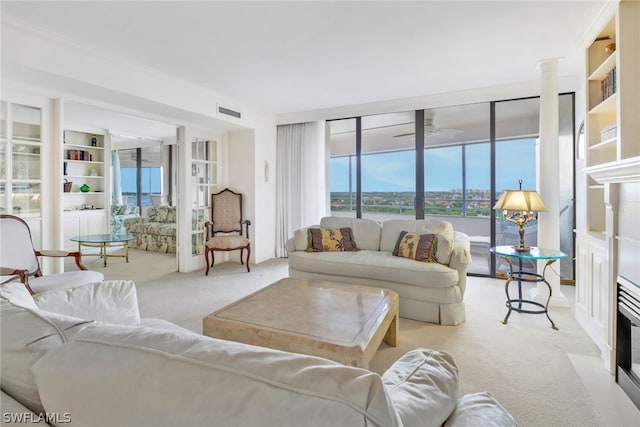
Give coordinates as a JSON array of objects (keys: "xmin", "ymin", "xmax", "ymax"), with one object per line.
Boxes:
[{"xmin": 415, "ymin": 110, "xmax": 425, "ymax": 219}]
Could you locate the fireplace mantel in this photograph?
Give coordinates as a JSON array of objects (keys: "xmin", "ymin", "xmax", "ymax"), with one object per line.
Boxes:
[{"xmin": 585, "ymin": 157, "xmax": 640, "ymax": 184}]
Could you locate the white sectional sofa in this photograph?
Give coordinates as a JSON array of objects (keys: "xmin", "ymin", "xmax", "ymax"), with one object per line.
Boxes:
[
  {"xmin": 0, "ymin": 280, "xmax": 514, "ymax": 427},
  {"xmin": 286, "ymin": 217, "xmax": 471, "ymax": 325}
]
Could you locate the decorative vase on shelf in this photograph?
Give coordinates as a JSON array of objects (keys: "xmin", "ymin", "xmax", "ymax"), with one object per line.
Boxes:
[{"xmin": 80, "ymin": 184, "xmax": 90, "ymax": 193}]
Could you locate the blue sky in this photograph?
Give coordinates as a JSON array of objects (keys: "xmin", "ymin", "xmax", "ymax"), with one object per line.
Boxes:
[
  {"xmin": 121, "ymin": 167, "xmax": 162, "ymax": 193},
  {"xmin": 330, "ymin": 139, "xmax": 537, "ymax": 193}
]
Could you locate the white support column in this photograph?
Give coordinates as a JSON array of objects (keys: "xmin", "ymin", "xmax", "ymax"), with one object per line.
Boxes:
[
  {"xmin": 51, "ymin": 98, "xmax": 64, "ymax": 273},
  {"xmin": 533, "ymin": 59, "xmax": 569, "ymax": 307}
]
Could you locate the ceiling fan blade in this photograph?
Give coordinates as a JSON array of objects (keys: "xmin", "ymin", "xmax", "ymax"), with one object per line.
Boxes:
[{"xmin": 394, "ymin": 128, "xmax": 463, "ymax": 138}]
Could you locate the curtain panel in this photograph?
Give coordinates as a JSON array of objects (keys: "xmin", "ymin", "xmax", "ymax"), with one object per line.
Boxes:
[
  {"xmin": 275, "ymin": 122, "xmax": 326, "ymax": 257},
  {"xmin": 111, "ymin": 150, "xmax": 123, "ymax": 205}
]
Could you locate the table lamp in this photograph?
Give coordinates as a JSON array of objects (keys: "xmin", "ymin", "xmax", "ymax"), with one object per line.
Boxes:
[{"xmin": 494, "ymin": 180, "xmax": 546, "ymax": 251}]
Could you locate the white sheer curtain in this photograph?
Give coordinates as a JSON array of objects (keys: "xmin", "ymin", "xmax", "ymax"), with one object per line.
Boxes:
[
  {"xmin": 111, "ymin": 150, "xmax": 123, "ymax": 205},
  {"xmin": 275, "ymin": 122, "xmax": 326, "ymax": 257}
]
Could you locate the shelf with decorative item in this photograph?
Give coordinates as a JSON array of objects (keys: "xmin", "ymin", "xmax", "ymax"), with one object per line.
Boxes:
[
  {"xmin": 588, "ymin": 137, "xmax": 617, "ymax": 151},
  {"xmin": 588, "ymin": 52, "xmax": 616, "ymax": 81},
  {"xmin": 64, "ymin": 174, "xmax": 104, "ymax": 179},
  {"xmin": 588, "ymin": 92, "xmax": 617, "ymax": 115},
  {"xmin": 63, "ymin": 192, "xmax": 104, "ymax": 195},
  {"xmin": 64, "ymin": 142, "xmax": 103, "ymax": 150}
]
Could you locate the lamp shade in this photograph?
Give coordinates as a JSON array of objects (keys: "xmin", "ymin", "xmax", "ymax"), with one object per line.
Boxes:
[{"xmin": 494, "ymin": 190, "xmax": 546, "ymax": 212}]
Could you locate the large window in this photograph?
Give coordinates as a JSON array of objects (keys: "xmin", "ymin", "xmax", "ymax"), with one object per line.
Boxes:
[
  {"xmin": 424, "ymin": 146, "xmax": 462, "ymax": 216},
  {"xmin": 327, "ymin": 94, "xmax": 575, "ymax": 279},
  {"xmin": 361, "ymin": 112, "xmax": 416, "ymax": 220},
  {"xmin": 465, "ymin": 143, "xmax": 491, "ymax": 217},
  {"xmin": 328, "ymin": 118, "xmax": 357, "ymax": 217},
  {"xmin": 121, "ymin": 166, "xmax": 162, "ymax": 206},
  {"xmin": 329, "ymin": 155, "xmax": 356, "ymax": 214},
  {"xmin": 362, "ymin": 149, "xmax": 415, "ymax": 217},
  {"xmin": 113, "ymin": 139, "xmax": 167, "ymax": 212}
]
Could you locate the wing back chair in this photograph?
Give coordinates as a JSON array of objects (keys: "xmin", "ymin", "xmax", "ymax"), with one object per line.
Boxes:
[
  {"xmin": 204, "ymin": 189, "xmax": 251, "ymax": 274},
  {"xmin": 0, "ymin": 215, "xmax": 104, "ymax": 294}
]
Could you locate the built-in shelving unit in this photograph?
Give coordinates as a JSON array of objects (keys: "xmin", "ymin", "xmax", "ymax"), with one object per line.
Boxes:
[
  {"xmin": 584, "ymin": 15, "xmax": 616, "ymax": 233},
  {"xmin": 62, "ymin": 129, "xmax": 107, "ymax": 211},
  {"xmin": 576, "ymin": 0, "xmax": 640, "ymax": 374},
  {"xmin": 62, "ymin": 128, "xmax": 108, "ymax": 243},
  {"xmin": 584, "ymin": 0, "xmax": 640, "ymax": 189},
  {"xmin": 0, "ymin": 101, "xmax": 42, "ymax": 218}
]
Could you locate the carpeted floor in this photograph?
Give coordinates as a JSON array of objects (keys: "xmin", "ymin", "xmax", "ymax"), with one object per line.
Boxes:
[{"xmin": 90, "ymin": 250, "xmax": 616, "ymax": 426}]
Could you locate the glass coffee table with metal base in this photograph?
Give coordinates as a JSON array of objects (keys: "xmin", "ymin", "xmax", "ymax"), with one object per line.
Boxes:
[
  {"xmin": 70, "ymin": 234, "xmax": 134, "ymax": 267},
  {"xmin": 490, "ymin": 246, "xmax": 567, "ymax": 330}
]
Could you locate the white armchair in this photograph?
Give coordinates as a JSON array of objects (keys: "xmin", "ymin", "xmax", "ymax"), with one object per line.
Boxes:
[{"xmin": 0, "ymin": 215, "xmax": 104, "ymax": 294}]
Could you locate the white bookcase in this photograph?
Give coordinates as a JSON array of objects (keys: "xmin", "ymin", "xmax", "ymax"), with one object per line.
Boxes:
[
  {"xmin": 576, "ymin": 0, "xmax": 640, "ymax": 372},
  {"xmin": 62, "ymin": 128, "xmax": 109, "ymax": 242}
]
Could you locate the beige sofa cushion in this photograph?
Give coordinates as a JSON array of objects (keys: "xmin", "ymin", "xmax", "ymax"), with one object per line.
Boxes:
[
  {"xmin": 381, "ymin": 219, "xmax": 455, "ymax": 264},
  {"xmin": 0, "ymin": 297, "xmax": 93, "ymax": 414},
  {"xmin": 444, "ymin": 391, "xmax": 516, "ymax": 426},
  {"xmin": 33, "ymin": 324, "xmax": 401, "ymax": 427},
  {"xmin": 289, "ymin": 250, "xmax": 459, "ymax": 288},
  {"xmin": 320, "ymin": 217, "xmax": 382, "ymax": 251},
  {"xmin": 33, "ymin": 280, "xmax": 140, "ymax": 326},
  {"xmin": 383, "ymin": 348, "xmax": 459, "ymax": 426}
]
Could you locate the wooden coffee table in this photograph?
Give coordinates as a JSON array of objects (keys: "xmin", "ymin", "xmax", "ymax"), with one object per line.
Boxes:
[{"xmin": 203, "ymin": 278, "xmax": 399, "ymax": 369}]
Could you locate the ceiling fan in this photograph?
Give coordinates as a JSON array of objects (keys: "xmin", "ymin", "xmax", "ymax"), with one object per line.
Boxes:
[
  {"xmin": 394, "ymin": 117, "xmax": 463, "ymax": 138},
  {"xmin": 129, "ymin": 152, "xmax": 153, "ymax": 163}
]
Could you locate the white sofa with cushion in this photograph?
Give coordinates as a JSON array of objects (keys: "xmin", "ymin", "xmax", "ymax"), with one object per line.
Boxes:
[
  {"xmin": 286, "ymin": 217, "xmax": 471, "ymax": 325},
  {"xmin": 0, "ymin": 280, "xmax": 514, "ymax": 427}
]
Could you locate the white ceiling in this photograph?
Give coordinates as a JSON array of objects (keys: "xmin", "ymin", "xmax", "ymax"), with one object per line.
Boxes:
[{"xmin": 1, "ymin": 0, "xmax": 608, "ymax": 115}]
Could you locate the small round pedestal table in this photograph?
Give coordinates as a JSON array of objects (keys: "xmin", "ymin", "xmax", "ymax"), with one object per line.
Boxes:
[{"xmin": 490, "ymin": 246, "xmax": 567, "ymax": 330}]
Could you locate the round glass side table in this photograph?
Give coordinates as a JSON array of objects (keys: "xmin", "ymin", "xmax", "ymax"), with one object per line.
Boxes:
[{"xmin": 490, "ymin": 246, "xmax": 567, "ymax": 330}]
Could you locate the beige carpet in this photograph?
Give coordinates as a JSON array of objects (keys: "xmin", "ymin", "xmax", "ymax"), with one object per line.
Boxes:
[{"xmin": 92, "ymin": 250, "xmax": 605, "ymax": 426}]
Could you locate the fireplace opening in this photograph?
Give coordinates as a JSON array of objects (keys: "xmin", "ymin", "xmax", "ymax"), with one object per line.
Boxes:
[{"xmin": 616, "ymin": 276, "xmax": 640, "ymax": 410}]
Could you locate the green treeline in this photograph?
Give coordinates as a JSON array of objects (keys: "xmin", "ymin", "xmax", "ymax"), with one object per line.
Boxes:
[{"xmin": 330, "ymin": 190, "xmax": 492, "ymax": 217}]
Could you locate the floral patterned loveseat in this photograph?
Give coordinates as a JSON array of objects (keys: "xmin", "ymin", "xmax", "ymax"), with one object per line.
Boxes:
[
  {"xmin": 124, "ymin": 205, "xmax": 176, "ymax": 253},
  {"xmin": 110, "ymin": 204, "xmax": 140, "ymax": 234}
]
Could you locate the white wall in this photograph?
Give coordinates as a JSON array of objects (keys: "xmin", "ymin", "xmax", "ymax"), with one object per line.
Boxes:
[
  {"xmin": 227, "ymin": 122, "xmax": 277, "ymax": 264},
  {"xmin": 2, "ymin": 20, "xmax": 279, "ymax": 270}
]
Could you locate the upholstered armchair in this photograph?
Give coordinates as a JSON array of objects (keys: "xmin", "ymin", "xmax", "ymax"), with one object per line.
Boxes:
[
  {"xmin": 0, "ymin": 215, "xmax": 104, "ymax": 294},
  {"xmin": 204, "ymin": 189, "xmax": 251, "ymax": 274},
  {"xmin": 110, "ymin": 204, "xmax": 140, "ymax": 234}
]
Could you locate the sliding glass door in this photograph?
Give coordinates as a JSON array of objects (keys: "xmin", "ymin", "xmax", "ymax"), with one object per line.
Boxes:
[
  {"xmin": 112, "ymin": 136, "xmax": 167, "ymax": 216},
  {"xmin": 328, "ymin": 118, "xmax": 357, "ymax": 217},
  {"xmin": 327, "ymin": 94, "xmax": 575, "ymax": 280},
  {"xmin": 361, "ymin": 112, "xmax": 415, "ymax": 220}
]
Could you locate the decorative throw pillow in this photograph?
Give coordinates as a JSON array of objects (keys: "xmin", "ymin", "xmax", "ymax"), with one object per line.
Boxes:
[
  {"xmin": 306, "ymin": 227, "xmax": 358, "ymax": 252},
  {"xmin": 392, "ymin": 231, "xmax": 438, "ymax": 262}
]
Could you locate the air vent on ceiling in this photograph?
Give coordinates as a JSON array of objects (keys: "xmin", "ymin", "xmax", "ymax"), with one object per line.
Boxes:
[{"xmin": 218, "ymin": 105, "xmax": 242, "ymax": 119}]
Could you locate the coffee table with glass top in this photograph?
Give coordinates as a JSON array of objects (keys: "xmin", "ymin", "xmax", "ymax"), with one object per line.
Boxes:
[
  {"xmin": 70, "ymin": 234, "xmax": 134, "ymax": 267},
  {"xmin": 203, "ymin": 278, "xmax": 399, "ymax": 369}
]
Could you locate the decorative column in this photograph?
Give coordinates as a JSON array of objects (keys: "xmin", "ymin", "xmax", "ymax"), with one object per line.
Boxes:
[{"xmin": 533, "ymin": 59, "xmax": 569, "ymax": 307}]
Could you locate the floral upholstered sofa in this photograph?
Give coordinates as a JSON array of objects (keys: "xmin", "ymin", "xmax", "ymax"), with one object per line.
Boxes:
[
  {"xmin": 124, "ymin": 205, "xmax": 176, "ymax": 253},
  {"xmin": 110, "ymin": 204, "xmax": 140, "ymax": 234}
]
